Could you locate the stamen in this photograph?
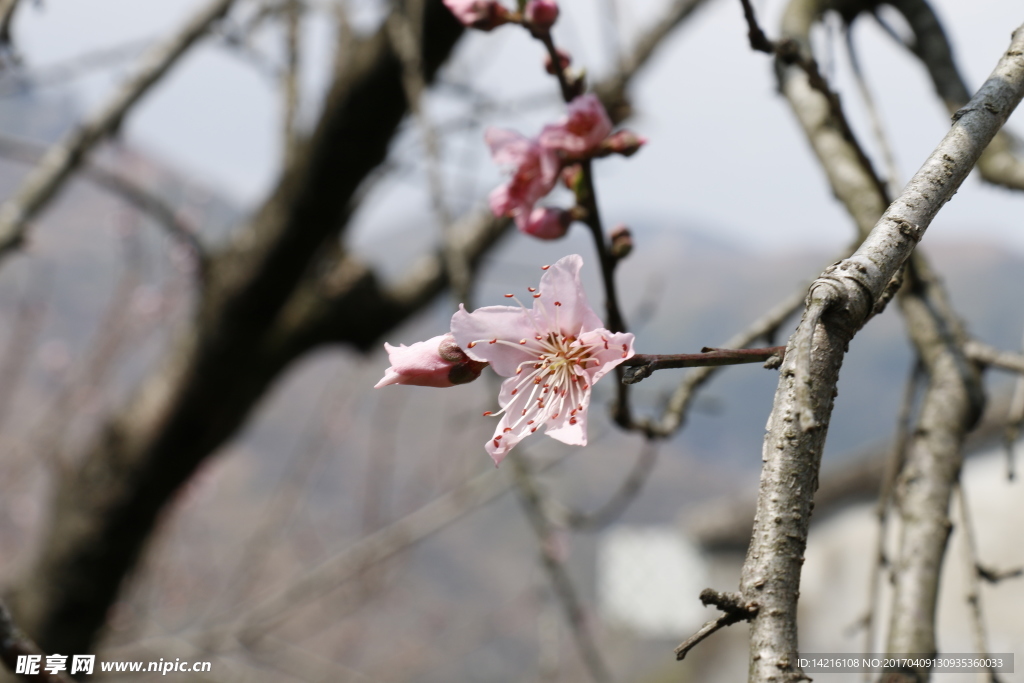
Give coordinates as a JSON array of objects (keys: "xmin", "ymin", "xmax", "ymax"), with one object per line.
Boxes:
[
  {"xmin": 541, "ymin": 265, "xmax": 550, "ymax": 270},
  {"xmin": 528, "ymin": 287, "xmax": 537, "ymax": 293},
  {"xmin": 482, "ymin": 411, "xmax": 493, "ymax": 416},
  {"xmin": 468, "ymin": 341, "xmax": 477, "ymax": 348}
]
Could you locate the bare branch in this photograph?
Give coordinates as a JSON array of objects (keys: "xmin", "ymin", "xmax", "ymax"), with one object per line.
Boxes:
[
  {"xmin": 622, "ymin": 346, "xmax": 785, "ymax": 384},
  {"xmin": 674, "ymin": 589, "xmax": 757, "ymax": 661},
  {"xmin": 508, "ymin": 454, "xmax": 613, "ymax": 683},
  {"xmin": 739, "ymin": 23, "xmax": 1024, "ymax": 681},
  {"xmin": 885, "ymin": 0, "xmax": 1024, "ymax": 191},
  {"xmin": 0, "ymin": 0, "xmax": 236, "ymax": 260},
  {"xmin": 964, "ymin": 339, "xmax": 1024, "ymax": 375},
  {"xmin": 0, "ymin": 600, "xmax": 75, "ymax": 683}
]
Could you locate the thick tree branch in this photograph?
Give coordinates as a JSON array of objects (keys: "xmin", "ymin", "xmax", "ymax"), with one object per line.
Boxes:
[
  {"xmin": 0, "ymin": 601, "xmax": 75, "ymax": 683},
  {"xmin": 738, "ymin": 19, "xmax": 1024, "ymax": 681},
  {"xmin": 0, "ymin": 0, "xmax": 237, "ymax": 259}
]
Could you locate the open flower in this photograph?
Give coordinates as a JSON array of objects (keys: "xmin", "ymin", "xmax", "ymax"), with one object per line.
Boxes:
[
  {"xmin": 451, "ymin": 254, "xmax": 634, "ymax": 464},
  {"xmin": 375, "ymin": 334, "xmax": 486, "ymax": 388},
  {"xmin": 538, "ymin": 94, "xmax": 613, "ymax": 157},
  {"xmin": 486, "ymin": 128, "xmax": 561, "ymax": 230},
  {"xmin": 442, "ymin": 0, "xmax": 510, "ymax": 30}
]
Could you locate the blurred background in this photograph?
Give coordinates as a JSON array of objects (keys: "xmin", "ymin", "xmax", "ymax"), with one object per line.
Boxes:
[{"xmin": 0, "ymin": 0, "xmax": 1020, "ymax": 681}]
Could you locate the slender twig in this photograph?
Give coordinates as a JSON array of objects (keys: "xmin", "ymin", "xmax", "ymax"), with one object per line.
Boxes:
[
  {"xmin": 0, "ymin": 0, "xmax": 237, "ymax": 260},
  {"xmin": 622, "ymin": 345, "xmax": 785, "ymax": 384},
  {"xmin": 965, "ymin": 340, "xmax": 1024, "ymax": 375},
  {"xmin": 862, "ymin": 357, "xmax": 923, "ymax": 672},
  {"xmin": 542, "ymin": 441, "xmax": 659, "ymax": 531},
  {"xmin": 508, "ymin": 454, "xmax": 613, "ymax": 683},
  {"xmin": 281, "ymin": 0, "xmax": 302, "ymax": 160},
  {"xmin": 674, "ymin": 589, "xmax": 757, "ymax": 661},
  {"xmin": 954, "ymin": 484, "xmax": 1004, "ymax": 683},
  {"xmin": 1005, "ymin": 328, "xmax": 1024, "ymax": 480}
]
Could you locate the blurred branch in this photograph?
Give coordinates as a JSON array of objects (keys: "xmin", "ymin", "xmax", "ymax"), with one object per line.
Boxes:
[
  {"xmin": 0, "ymin": 600, "xmax": 75, "ymax": 683},
  {"xmin": 0, "ymin": 0, "xmax": 19, "ymax": 49},
  {"xmin": 953, "ymin": 484, "xmax": 1005, "ymax": 683},
  {"xmin": 0, "ymin": 134, "xmax": 207, "ymax": 280},
  {"xmin": 508, "ymin": 454, "xmax": 613, "ymax": 683},
  {"xmin": 0, "ymin": 0, "xmax": 237, "ymax": 261},
  {"xmin": 964, "ymin": 339, "xmax": 1024, "ymax": 374},
  {"xmin": 884, "ymin": 0, "xmax": 1024, "ymax": 191},
  {"xmin": 595, "ymin": 0, "xmax": 712, "ymax": 123},
  {"xmin": 686, "ymin": 391, "xmax": 1015, "ymax": 553},
  {"xmin": 281, "ymin": 0, "xmax": 302, "ymax": 160},
  {"xmin": 1004, "ymin": 328, "xmax": 1024, "ymax": 480},
  {"xmin": 541, "ymin": 441, "xmax": 659, "ymax": 531}
]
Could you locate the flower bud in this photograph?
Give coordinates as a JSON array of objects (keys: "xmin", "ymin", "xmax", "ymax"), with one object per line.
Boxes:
[
  {"xmin": 524, "ymin": 0, "xmax": 559, "ymax": 32},
  {"xmin": 560, "ymin": 164, "xmax": 582, "ymax": 192},
  {"xmin": 521, "ymin": 207, "xmax": 572, "ymax": 240},
  {"xmin": 544, "ymin": 47, "xmax": 571, "ymax": 75},
  {"xmin": 609, "ymin": 224, "xmax": 633, "ymax": 259},
  {"xmin": 601, "ymin": 129, "xmax": 647, "ymax": 157},
  {"xmin": 376, "ymin": 334, "xmax": 486, "ymax": 388}
]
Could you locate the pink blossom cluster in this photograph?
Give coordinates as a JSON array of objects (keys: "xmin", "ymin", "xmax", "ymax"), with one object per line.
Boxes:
[
  {"xmin": 442, "ymin": 0, "xmax": 559, "ymax": 33},
  {"xmin": 486, "ymin": 94, "xmax": 645, "ymax": 240},
  {"xmin": 377, "ymin": 255, "xmax": 635, "ymax": 464}
]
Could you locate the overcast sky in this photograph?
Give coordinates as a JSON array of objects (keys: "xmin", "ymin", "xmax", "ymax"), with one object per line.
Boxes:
[{"xmin": 9, "ymin": 0, "xmax": 1024, "ymax": 255}]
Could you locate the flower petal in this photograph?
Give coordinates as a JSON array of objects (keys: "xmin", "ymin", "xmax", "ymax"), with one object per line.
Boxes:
[
  {"xmin": 577, "ymin": 329, "xmax": 635, "ymax": 383},
  {"xmin": 535, "ymin": 254, "xmax": 604, "ymax": 336},
  {"xmin": 451, "ymin": 303, "xmax": 540, "ymax": 376}
]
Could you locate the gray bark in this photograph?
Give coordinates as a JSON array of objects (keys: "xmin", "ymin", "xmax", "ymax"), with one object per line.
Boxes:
[{"xmin": 739, "ymin": 12, "xmax": 1024, "ymax": 681}]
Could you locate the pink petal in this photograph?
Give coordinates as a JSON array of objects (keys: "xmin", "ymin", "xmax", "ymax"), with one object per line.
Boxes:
[
  {"xmin": 576, "ymin": 329, "xmax": 635, "ymax": 383},
  {"xmin": 535, "ymin": 254, "xmax": 604, "ymax": 336},
  {"xmin": 451, "ymin": 303, "xmax": 539, "ymax": 376}
]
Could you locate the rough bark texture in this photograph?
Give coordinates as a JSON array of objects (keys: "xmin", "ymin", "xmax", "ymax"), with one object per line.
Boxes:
[
  {"xmin": 5, "ymin": 4, "xmax": 466, "ymax": 656},
  {"xmin": 739, "ymin": 5, "xmax": 1024, "ymax": 679}
]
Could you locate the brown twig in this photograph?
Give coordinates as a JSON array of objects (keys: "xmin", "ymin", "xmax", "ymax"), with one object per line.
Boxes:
[
  {"xmin": 674, "ymin": 589, "xmax": 757, "ymax": 661},
  {"xmin": 621, "ymin": 345, "xmax": 785, "ymax": 384}
]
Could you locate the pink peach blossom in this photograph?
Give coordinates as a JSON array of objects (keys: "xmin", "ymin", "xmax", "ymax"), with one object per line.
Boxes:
[
  {"xmin": 442, "ymin": 0, "xmax": 509, "ymax": 31},
  {"xmin": 538, "ymin": 94, "xmax": 613, "ymax": 157},
  {"xmin": 485, "ymin": 128, "xmax": 560, "ymax": 229},
  {"xmin": 375, "ymin": 334, "xmax": 485, "ymax": 388},
  {"xmin": 451, "ymin": 255, "xmax": 634, "ymax": 464}
]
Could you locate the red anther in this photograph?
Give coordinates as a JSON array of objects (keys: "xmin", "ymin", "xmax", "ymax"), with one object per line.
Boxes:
[
  {"xmin": 482, "ymin": 411, "xmax": 493, "ymax": 416},
  {"xmin": 504, "ymin": 293, "xmax": 514, "ymax": 298},
  {"xmin": 528, "ymin": 287, "xmax": 537, "ymax": 292},
  {"xmin": 554, "ymin": 301, "xmax": 562, "ymax": 307},
  {"xmin": 531, "ymin": 427, "xmax": 538, "ymax": 433},
  {"xmin": 527, "ymin": 420, "xmax": 535, "ymax": 425},
  {"xmin": 538, "ymin": 401, "xmax": 545, "ymax": 408},
  {"xmin": 489, "ymin": 339, "xmax": 497, "ymax": 344},
  {"xmin": 516, "ymin": 367, "xmax": 523, "ymax": 375},
  {"xmin": 511, "ymin": 388, "xmax": 518, "ymax": 396},
  {"xmin": 541, "ymin": 265, "xmax": 550, "ymax": 270},
  {"xmin": 534, "ymin": 378, "xmax": 542, "ymax": 384},
  {"xmin": 522, "ymin": 409, "xmax": 528, "ymax": 416},
  {"xmin": 621, "ymin": 350, "xmax": 628, "ymax": 358},
  {"xmin": 551, "ymin": 413, "xmax": 558, "ymax": 419},
  {"xmin": 533, "ymin": 294, "xmax": 541, "ymax": 298},
  {"xmin": 503, "ymin": 427, "xmax": 513, "ymax": 433},
  {"xmin": 543, "ymin": 383, "xmax": 550, "ymax": 388},
  {"xmin": 569, "ymin": 418, "xmax": 577, "ymax": 425},
  {"xmin": 519, "ymin": 339, "xmax": 527, "ymax": 345},
  {"xmin": 468, "ymin": 341, "xmax": 477, "ymax": 348},
  {"xmin": 493, "ymin": 439, "xmax": 500, "ymax": 447},
  {"xmin": 535, "ymin": 335, "xmax": 542, "ymax": 340},
  {"xmin": 495, "ymin": 434, "xmax": 502, "ymax": 440}
]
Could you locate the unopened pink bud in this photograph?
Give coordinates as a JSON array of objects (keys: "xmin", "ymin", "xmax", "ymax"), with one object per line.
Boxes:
[
  {"xmin": 544, "ymin": 47, "xmax": 571, "ymax": 75},
  {"xmin": 601, "ymin": 129, "xmax": 646, "ymax": 157},
  {"xmin": 525, "ymin": 0, "xmax": 559, "ymax": 32},
  {"xmin": 442, "ymin": 0, "xmax": 510, "ymax": 31},
  {"xmin": 521, "ymin": 207, "xmax": 571, "ymax": 240},
  {"xmin": 376, "ymin": 334, "xmax": 485, "ymax": 388}
]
